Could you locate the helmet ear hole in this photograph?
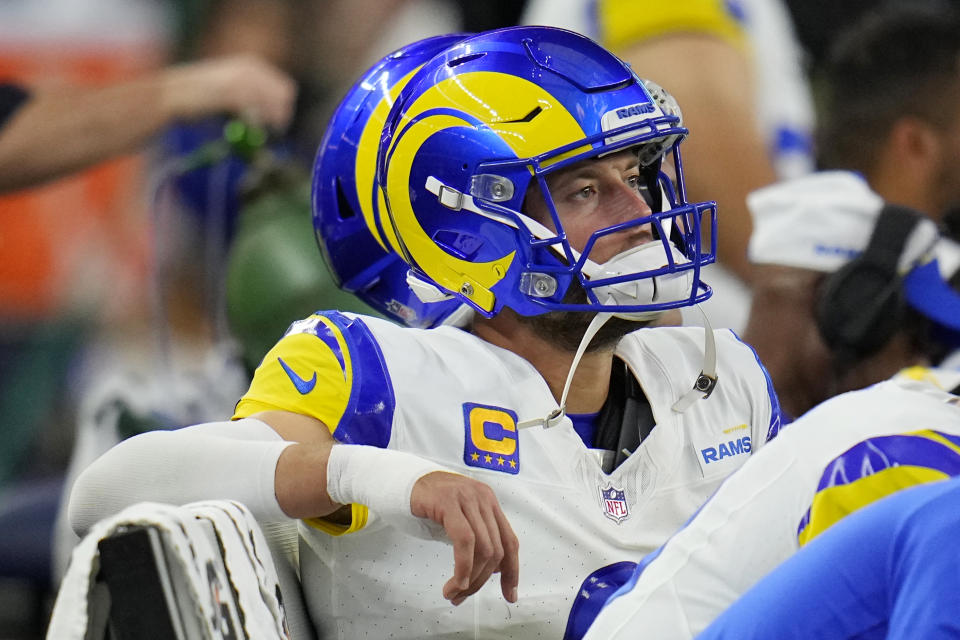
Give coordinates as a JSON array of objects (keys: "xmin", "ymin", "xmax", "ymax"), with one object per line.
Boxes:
[{"xmin": 334, "ymin": 177, "xmax": 357, "ymax": 220}]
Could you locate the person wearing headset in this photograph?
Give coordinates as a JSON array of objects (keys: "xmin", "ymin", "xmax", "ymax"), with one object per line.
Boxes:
[
  {"xmin": 743, "ymin": 4, "xmax": 960, "ymax": 419},
  {"xmin": 67, "ymin": 27, "xmax": 781, "ymax": 638}
]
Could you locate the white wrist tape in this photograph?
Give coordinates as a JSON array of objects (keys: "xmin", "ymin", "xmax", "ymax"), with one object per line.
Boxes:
[{"xmin": 326, "ymin": 444, "xmax": 456, "ymax": 541}]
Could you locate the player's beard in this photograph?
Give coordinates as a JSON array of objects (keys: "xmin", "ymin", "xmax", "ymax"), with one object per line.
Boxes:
[{"xmin": 516, "ymin": 283, "xmax": 654, "ymax": 353}]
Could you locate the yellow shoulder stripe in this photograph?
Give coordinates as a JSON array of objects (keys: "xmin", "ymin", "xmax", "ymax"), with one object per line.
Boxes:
[{"xmin": 799, "ymin": 465, "xmax": 948, "ymax": 546}]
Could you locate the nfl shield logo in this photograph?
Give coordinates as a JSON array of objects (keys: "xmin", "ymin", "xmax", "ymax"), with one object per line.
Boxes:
[{"xmin": 600, "ymin": 486, "xmax": 630, "ymax": 524}]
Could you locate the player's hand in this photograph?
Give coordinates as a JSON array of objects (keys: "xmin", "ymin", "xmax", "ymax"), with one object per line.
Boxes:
[
  {"xmin": 410, "ymin": 471, "xmax": 520, "ymax": 606},
  {"xmin": 163, "ymin": 54, "xmax": 297, "ymax": 131}
]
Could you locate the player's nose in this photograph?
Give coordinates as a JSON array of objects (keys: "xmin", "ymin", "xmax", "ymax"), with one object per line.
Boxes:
[{"xmin": 609, "ymin": 183, "xmax": 655, "ymax": 244}]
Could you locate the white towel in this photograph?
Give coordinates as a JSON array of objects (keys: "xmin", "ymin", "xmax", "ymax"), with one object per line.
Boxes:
[
  {"xmin": 47, "ymin": 500, "xmax": 289, "ymax": 639},
  {"xmin": 747, "ymin": 171, "xmax": 885, "ymax": 272}
]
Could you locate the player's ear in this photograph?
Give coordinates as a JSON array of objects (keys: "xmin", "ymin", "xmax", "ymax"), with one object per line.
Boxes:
[{"xmin": 887, "ymin": 116, "xmax": 941, "ymax": 175}]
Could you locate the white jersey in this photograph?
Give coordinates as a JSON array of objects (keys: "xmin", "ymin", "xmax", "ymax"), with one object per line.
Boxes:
[
  {"xmin": 581, "ymin": 367, "xmax": 960, "ymax": 640},
  {"xmin": 233, "ymin": 312, "xmax": 780, "ymax": 638}
]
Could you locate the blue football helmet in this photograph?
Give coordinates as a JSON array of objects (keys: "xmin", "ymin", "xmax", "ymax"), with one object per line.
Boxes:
[
  {"xmin": 312, "ymin": 34, "xmax": 468, "ymax": 328},
  {"xmin": 377, "ymin": 26, "xmax": 718, "ymax": 319}
]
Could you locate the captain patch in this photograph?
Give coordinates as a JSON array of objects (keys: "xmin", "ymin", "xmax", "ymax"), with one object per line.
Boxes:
[{"xmin": 463, "ymin": 403, "xmax": 520, "ymax": 474}]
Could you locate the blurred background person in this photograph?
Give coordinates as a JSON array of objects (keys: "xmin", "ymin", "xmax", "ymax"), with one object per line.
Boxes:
[
  {"xmin": 784, "ymin": 0, "xmax": 960, "ymax": 80},
  {"xmin": 744, "ymin": 3, "xmax": 960, "ymax": 419},
  {"xmin": 0, "ymin": 1, "xmax": 299, "ymax": 636}
]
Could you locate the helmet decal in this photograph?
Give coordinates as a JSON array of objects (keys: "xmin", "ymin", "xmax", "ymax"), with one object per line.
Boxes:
[{"xmin": 353, "ymin": 65, "xmax": 420, "ymax": 253}]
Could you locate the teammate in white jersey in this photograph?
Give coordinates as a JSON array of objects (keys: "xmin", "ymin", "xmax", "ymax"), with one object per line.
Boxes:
[
  {"xmin": 698, "ymin": 473, "xmax": 960, "ymax": 640},
  {"xmin": 566, "ymin": 200, "xmax": 960, "ymax": 639},
  {"xmin": 69, "ymin": 27, "xmax": 781, "ymax": 638}
]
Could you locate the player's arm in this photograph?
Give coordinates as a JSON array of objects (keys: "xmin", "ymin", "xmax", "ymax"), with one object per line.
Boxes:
[
  {"xmin": 0, "ymin": 54, "xmax": 295, "ymax": 193},
  {"xmin": 619, "ymin": 34, "xmax": 774, "ymax": 284},
  {"xmin": 68, "ymin": 408, "xmax": 519, "ymax": 606},
  {"xmin": 261, "ymin": 409, "xmax": 519, "ymax": 606},
  {"xmin": 235, "ymin": 312, "xmax": 517, "ymax": 603}
]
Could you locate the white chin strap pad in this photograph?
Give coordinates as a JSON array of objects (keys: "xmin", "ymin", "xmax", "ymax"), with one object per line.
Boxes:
[{"xmin": 584, "ymin": 242, "xmax": 694, "ymax": 310}]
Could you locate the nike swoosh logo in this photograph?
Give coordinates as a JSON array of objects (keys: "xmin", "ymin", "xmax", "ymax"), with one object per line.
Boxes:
[{"xmin": 277, "ymin": 357, "xmax": 317, "ymax": 395}]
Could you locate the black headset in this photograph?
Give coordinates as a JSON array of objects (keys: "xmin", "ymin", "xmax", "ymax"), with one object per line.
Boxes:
[{"xmin": 815, "ymin": 204, "xmax": 927, "ymax": 364}]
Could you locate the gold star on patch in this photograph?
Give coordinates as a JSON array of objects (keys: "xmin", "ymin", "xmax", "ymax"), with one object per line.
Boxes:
[
  {"xmin": 484, "ymin": 454, "xmax": 493, "ymax": 463},
  {"xmin": 508, "ymin": 459, "xmax": 517, "ymax": 469},
  {"xmin": 497, "ymin": 456, "xmax": 505, "ymax": 466},
  {"xmin": 470, "ymin": 452, "xmax": 480, "ymax": 461}
]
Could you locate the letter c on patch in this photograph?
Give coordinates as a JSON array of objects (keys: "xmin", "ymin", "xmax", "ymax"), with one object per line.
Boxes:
[{"xmin": 469, "ymin": 407, "xmax": 517, "ymax": 455}]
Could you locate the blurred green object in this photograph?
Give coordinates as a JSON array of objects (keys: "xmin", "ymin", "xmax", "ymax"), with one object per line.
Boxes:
[{"xmin": 225, "ymin": 160, "xmax": 379, "ymax": 371}]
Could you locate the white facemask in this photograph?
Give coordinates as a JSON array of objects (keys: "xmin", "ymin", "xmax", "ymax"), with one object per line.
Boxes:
[{"xmin": 581, "ymin": 242, "xmax": 695, "ymax": 320}]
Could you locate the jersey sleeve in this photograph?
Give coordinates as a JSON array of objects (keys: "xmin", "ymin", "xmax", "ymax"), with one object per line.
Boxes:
[
  {"xmin": 593, "ymin": 0, "xmax": 748, "ymax": 54},
  {"xmin": 797, "ymin": 429, "xmax": 960, "ymax": 546},
  {"xmin": 234, "ymin": 312, "xmax": 397, "ymax": 537},
  {"xmin": 233, "ymin": 311, "xmax": 396, "ymax": 448}
]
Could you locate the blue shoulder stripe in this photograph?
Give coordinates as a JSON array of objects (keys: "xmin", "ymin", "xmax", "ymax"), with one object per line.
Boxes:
[
  {"xmin": 814, "ymin": 432, "xmax": 960, "ymax": 493},
  {"xmin": 564, "ymin": 478, "xmax": 722, "ymax": 639},
  {"xmin": 730, "ymin": 330, "xmax": 784, "ymax": 441},
  {"xmin": 317, "ymin": 311, "xmax": 395, "ymax": 449},
  {"xmin": 563, "ymin": 561, "xmax": 637, "ymax": 640}
]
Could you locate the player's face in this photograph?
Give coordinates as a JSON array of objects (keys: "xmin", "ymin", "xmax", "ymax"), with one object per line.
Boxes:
[
  {"xmin": 524, "ymin": 149, "xmax": 655, "ymax": 264},
  {"xmin": 518, "ymin": 150, "xmax": 662, "ymax": 351}
]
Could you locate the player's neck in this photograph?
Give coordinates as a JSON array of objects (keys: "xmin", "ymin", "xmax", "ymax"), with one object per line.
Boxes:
[
  {"xmin": 471, "ymin": 311, "xmax": 613, "ymax": 414},
  {"xmin": 836, "ymin": 332, "xmax": 930, "ymax": 395},
  {"xmin": 870, "ymin": 158, "xmax": 941, "ymax": 221}
]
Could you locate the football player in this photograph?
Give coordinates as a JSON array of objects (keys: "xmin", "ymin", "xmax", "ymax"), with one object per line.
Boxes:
[
  {"xmin": 70, "ymin": 26, "xmax": 781, "ymax": 638},
  {"xmin": 566, "ymin": 207, "xmax": 960, "ymax": 639},
  {"xmin": 697, "ymin": 474, "xmax": 960, "ymax": 639}
]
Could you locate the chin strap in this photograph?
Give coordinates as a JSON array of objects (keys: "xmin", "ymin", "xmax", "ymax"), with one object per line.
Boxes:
[
  {"xmin": 671, "ymin": 305, "xmax": 719, "ymax": 412},
  {"xmin": 518, "ymin": 311, "xmax": 614, "ymax": 430},
  {"xmin": 516, "ymin": 304, "xmax": 719, "ymax": 429}
]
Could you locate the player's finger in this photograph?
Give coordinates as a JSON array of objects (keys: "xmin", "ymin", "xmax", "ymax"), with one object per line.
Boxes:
[
  {"xmin": 441, "ymin": 507, "xmax": 476, "ymax": 601},
  {"xmin": 493, "ymin": 503, "xmax": 520, "ymax": 603},
  {"xmin": 450, "ymin": 498, "xmax": 502, "ymax": 604}
]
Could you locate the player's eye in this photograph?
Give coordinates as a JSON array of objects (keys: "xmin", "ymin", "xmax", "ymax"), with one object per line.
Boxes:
[
  {"xmin": 627, "ymin": 174, "xmax": 655, "ymax": 205},
  {"xmin": 573, "ymin": 185, "xmax": 596, "ymax": 200}
]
